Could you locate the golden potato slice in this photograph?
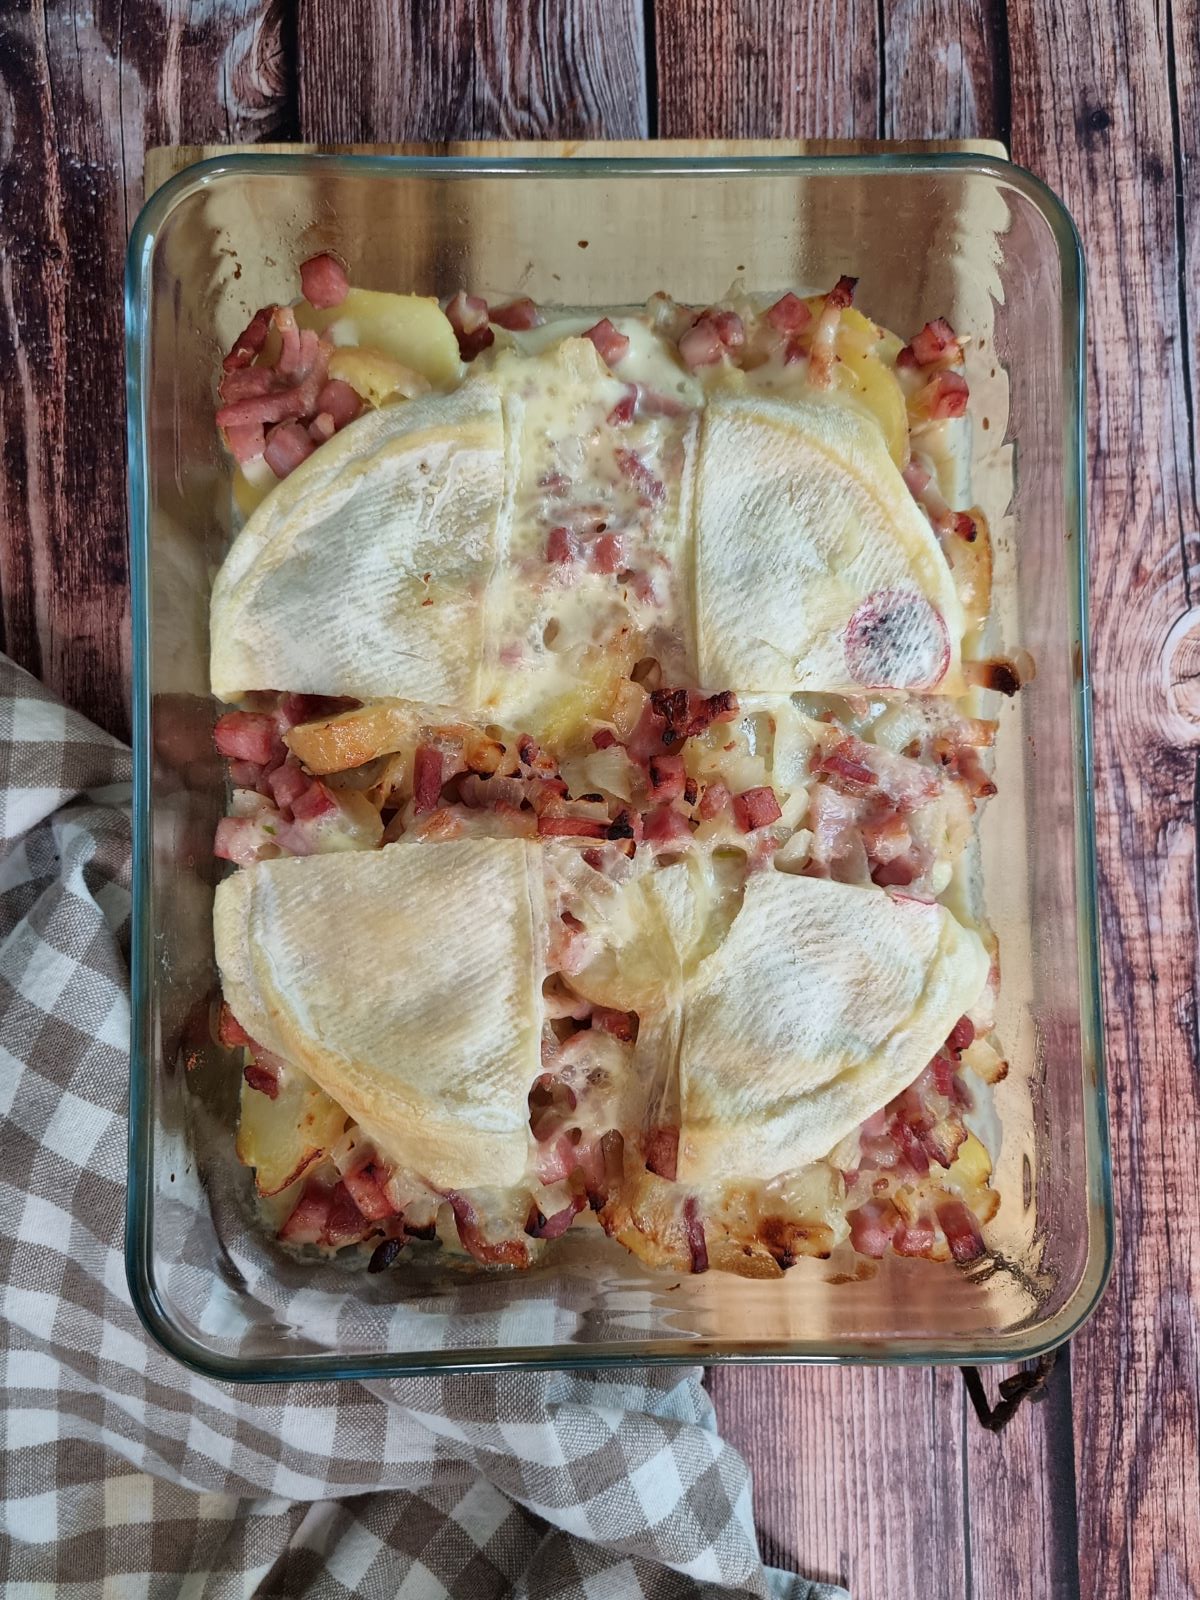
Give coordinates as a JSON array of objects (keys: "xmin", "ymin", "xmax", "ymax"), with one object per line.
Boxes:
[
  {"xmin": 327, "ymin": 346, "xmax": 432, "ymax": 408},
  {"xmin": 235, "ymin": 1067, "xmax": 348, "ymax": 1197},
  {"xmin": 295, "ymin": 289, "xmax": 463, "ymax": 389},
  {"xmin": 286, "ymin": 702, "xmax": 419, "ymax": 774},
  {"xmin": 835, "ymin": 309, "xmax": 910, "ymax": 468}
]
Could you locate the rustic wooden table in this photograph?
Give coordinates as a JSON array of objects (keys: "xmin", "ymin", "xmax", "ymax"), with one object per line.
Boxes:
[{"xmin": 3, "ymin": 4, "xmax": 1197, "ymax": 1597}]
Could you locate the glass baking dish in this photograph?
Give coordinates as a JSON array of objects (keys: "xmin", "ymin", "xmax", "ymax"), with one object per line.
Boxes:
[{"xmin": 125, "ymin": 152, "xmax": 1110, "ymax": 1380}]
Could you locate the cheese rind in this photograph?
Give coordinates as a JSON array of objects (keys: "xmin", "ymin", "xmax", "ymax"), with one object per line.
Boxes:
[
  {"xmin": 210, "ymin": 376, "xmax": 507, "ymax": 708},
  {"xmin": 213, "ymin": 838, "xmax": 544, "ymax": 1188},
  {"xmin": 675, "ymin": 873, "xmax": 990, "ymax": 1185},
  {"xmin": 689, "ymin": 391, "xmax": 965, "ymax": 694}
]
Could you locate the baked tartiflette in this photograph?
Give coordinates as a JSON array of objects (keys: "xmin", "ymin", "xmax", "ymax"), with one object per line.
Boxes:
[{"xmin": 208, "ymin": 263, "xmax": 1012, "ymax": 1274}]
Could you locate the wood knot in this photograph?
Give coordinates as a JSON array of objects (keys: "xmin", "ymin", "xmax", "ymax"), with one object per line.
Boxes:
[{"xmin": 1162, "ymin": 606, "xmax": 1200, "ymax": 733}]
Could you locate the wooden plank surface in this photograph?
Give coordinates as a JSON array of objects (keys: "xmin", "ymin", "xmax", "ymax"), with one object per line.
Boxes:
[
  {"xmin": 651, "ymin": 9, "xmax": 1073, "ymax": 1600},
  {"xmin": 297, "ymin": 0, "xmax": 650, "ymax": 141},
  {"xmin": 2, "ymin": 3, "xmax": 1198, "ymax": 1598},
  {"xmin": 0, "ymin": 0, "xmax": 291, "ymax": 739},
  {"xmin": 1005, "ymin": 3, "xmax": 1200, "ymax": 1598}
]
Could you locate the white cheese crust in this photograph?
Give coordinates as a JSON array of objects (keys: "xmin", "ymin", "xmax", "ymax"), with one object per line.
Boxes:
[
  {"xmin": 211, "ymin": 377, "xmax": 508, "ymax": 708},
  {"xmin": 672, "ymin": 873, "xmax": 990, "ymax": 1184},
  {"xmin": 214, "ymin": 838, "xmax": 545, "ymax": 1188},
  {"xmin": 688, "ymin": 391, "xmax": 965, "ymax": 694}
]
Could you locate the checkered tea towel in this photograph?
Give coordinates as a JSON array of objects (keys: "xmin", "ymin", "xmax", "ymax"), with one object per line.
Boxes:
[{"xmin": 0, "ymin": 655, "xmax": 846, "ymax": 1600}]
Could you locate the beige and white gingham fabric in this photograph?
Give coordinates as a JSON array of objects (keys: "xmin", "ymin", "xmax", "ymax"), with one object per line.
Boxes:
[{"xmin": 0, "ymin": 655, "xmax": 845, "ymax": 1599}]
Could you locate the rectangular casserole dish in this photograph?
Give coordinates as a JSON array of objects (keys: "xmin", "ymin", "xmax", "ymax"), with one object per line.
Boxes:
[{"xmin": 126, "ymin": 152, "xmax": 1110, "ymax": 1380}]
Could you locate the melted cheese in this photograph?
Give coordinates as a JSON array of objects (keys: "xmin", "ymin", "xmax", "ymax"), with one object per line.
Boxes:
[
  {"xmin": 213, "ymin": 322, "xmax": 967, "ymax": 713},
  {"xmin": 214, "ymin": 301, "xmax": 1002, "ymax": 1262},
  {"xmin": 674, "ymin": 873, "xmax": 990, "ymax": 1185},
  {"xmin": 211, "ymin": 378, "xmax": 506, "ymax": 707},
  {"xmin": 214, "ymin": 839, "xmax": 545, "ymax": 1188},
  {"xmin": 687, "ymin": 391, "xmax": 965, "ymax": 695}
]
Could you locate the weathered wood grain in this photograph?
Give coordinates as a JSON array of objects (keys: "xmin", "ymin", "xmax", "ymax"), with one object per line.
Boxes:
[
  {"xmin": 655, "ymin": 0, "xmax": 1006, "ymax": 143},
  {"xmin": 0, "ymin": 0, "xmax": 290, "ymax": 738},
  {"xmin": 296, "ymin": 0, "xmax": 649, "ymax": 143},
  {"xmin": 880, "ymin": 0, "xmax": 1010, "ymax": 142},
  {"xmin": 654, "ymin": 0, "xmax": 880, "ymax": 139},
  {"xmin": 1006, "ymin": 0, "xmax": 1200, "ymax": 1595},
  {"xmin": 649, "ymin": 6, "xmax": 1107, "ymax": 1593},
  {"xmin": 710, "ymin": 1365, "xmax": 968, "ymax": 1596},
  {"xmin": 652, "ymin": 11, "xmax": 1075, "ymax": 1600}
]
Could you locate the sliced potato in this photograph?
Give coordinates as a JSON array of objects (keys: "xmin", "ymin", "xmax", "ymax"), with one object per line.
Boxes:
[
  {"xmin": 236, "ymin": 1066, "xmax": 348, "ymax": 1197},
  {"xmin": 294, "ymin": 288, "xmax": 463, "ymax": 389},
  {"xmin": 286, "ymin": 701, "xmax": 419, "ymax": 773},
  {"xmin": 327, "ymin": 345, "xmax": 432, "ymax": 408},
  {"xmin": 835, "ymin": 309, "xmax": 909, "ymax": 468},
  {"xmin": 950, "ymin": 1130, "xmax": 992, "ymax": 1189},
  {"xmin": 232, "ymin": 460, "xmax": 276, "ymax": 521}
]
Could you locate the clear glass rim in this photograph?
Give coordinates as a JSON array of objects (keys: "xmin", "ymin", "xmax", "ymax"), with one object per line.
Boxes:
[{"xmin": 125, "ymin": 151, "xmax": 1111, "ymax": 1383}]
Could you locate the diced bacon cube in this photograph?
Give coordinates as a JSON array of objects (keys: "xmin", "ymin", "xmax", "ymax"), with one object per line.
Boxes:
[
  {"xmin": 546, "ymin": 525, "xmax": 578, "ymax": 564},
  {"xmin": 909, "ymin": 317, "xmax": 958, "ymax": 366},
  {"xmin": 314, "ymin": 378, "xmax": 362, "ymax": 430},
  {"xmin": 952, "ymin": 511, "xmax": 978, "ymax": 541},
  {"xmin": 947, "ymin": 1016, "xmax": 976, "ymax": 1053},
  {"xmin": 592, "ymin": 1007, "xmax": 637, "ymax": 1042},
  {"xmin": 678, "ymin": 317, "xmax": 724, "ymax": 369},
  {"xmin": 607, "ymin": 385, "xmax": 637, "ymax": 426},
  {"xmin": 275, "ymin": 692, "xmax": 359, "ymax": 731},
  {"xmin": 278, "ymin": 1181, "xmax": 333, "ymax": 1244},
  {"xmin": 224, "ymin": 421, "xmax": 266, "ymax": 463},
  {"xmin": 766, "ymin": 292, "xmax": 812, "ymax": 334},
  {"xmin": 641, "ymin": 805, "xmax": 692, "ymax": 844},
  {"xmin": 287, "ymin": 780, "xmax": 336, "ymax": 823},
  {"xmin": 646, "ymin": 751, "xmax": 686, "ymax": 803},
  {"xmin": 243, "ymin": 1060, "xmax": 280, "ymax": 1099},
  {"xmin": 847, "ymin": 1199, "xmax": 901, "ymax": 1258},
  {"xmin": 614, "ymin": 448, "xmax": 665, "ymax": 504},
  {"xmin": 582, "ymin": 318, "xmax": 629, "ymax": 366},
  {"xmin": 605, "ymin": 807, "xmax": 642, "ymax": 843},
  {"xmin": 536, "ymin": 1134, "xmax": 579, "ymax": 1185},
  {"xmin": 217, "ymin": 1003, "xmax": 254, "ymax": 1048},
  {"xmin": 322, "ymin": 1181, "xmax": 373, "ymax": 1247},
  {"xmin": 223, "ymin": 306, "xmax": 274, "ymax": 373},
  {"xmin": 413, "ymin": 745, "xmax": 443, "ymax": 813},
  {"xmin": 894, "ymin": 1212, "xmax": 938, "ymax": 1257},
  {"xmin": 228, "ymin": 759, "xmax": 263, "ymax": 788},
  {"xmin": 526, "ymin": 1194, "xmax": 585, "ymax": 1239},
  {"xmin": 214, "ymin": 814, "xmax": 275, "ymax": 865},
  {"xmin": 299, "ymin": 253, "xmax": 349, "ymax": 309},
  {"xmin": 264, "ymin": 420, "xmax": 316, "ymax": 480},
  {"xmin": 922, "ymin": 370, "xmax": 970, "ymax": 419},
  {"xmin": 592, "ymin": 728, "xmax": 618, "ymax": 750},
  {"xmin": 697, "ymin": 780, "xmax": 730, "ymax": 820},
  {"xmin": 267, "ymin": 757, "xmax": 310, "ymax": 811},
  {"xmin": 643, "ymin": 1125, "xmax": 679, "ymax": 1181},
  {"xmin": 710, "ymin": 309, "xmax": 744, "ymax": 350},
  {"xmin": 826, "ymin": 274, "xmax": 858, "ymax": 309},
  {"xmin": 536, "ymin": 815, "xmax": 610, "ymax": 839},
  {"xmin": 488, "ymin": 297, "xmax": 542, "ymax": 331},
  {"xmin": 732, "ymin": 786, "xmax": 782, "ymax": 832},
  {"xmin": 683, "ymin": 1196, "xmax": 708, "ymax": 1273},
  {"xmin": 214, "ymin": 711, "xmax": 281, "ymax": 766},
  {"xmin": 813, "ymin": 739, "xmax": 877, "ymax": 793},
  {"xmin": 445, "ymin": 291, "xmax": 493, "ymax": 360},
  {"xmin": 342, "ymin": 1160, "xmax": 395, "ymax": 1222},
  {"xmin": 936, "ymin": 1199, "xmax": 985, "ymax": 1263},
  {"xmin": 591, "ymin": 531, "xmax": 626, "ymax": 574}
]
